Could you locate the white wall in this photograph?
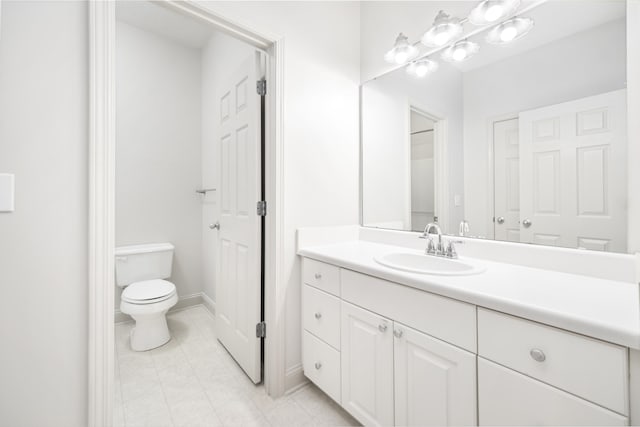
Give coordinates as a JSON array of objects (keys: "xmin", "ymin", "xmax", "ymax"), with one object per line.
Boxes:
[
  {"xmin": 361, "ymin": 62, "xmax": 465, "ymax": 232},
  {"xmin": 115, "ymin": 22, "xmax": 203, "ymax": 303},
  {"xmin": 0, "ymin": 2, "xmax": 88, "ymax": 426},
  {"xmin": 463, "ymin": 19, "xmax": 627, "ymax": 238},
  {"xmin": 200, "ymin": 31, "xmax": 255, "ymax": 303},
  {"xmin": 196, "ymin": 1, "xmax": 361, "ymax": 384}
]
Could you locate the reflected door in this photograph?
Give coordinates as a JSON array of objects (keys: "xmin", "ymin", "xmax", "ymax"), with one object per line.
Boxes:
[
  {"xmin": 519, "ymin": 90, "xmax": 627, "ymax": 252},
  {"xmin": 493, "ymin": 118, "xmax": 521, "ymax": 242},
  {"xmin": 216, "ymin": 53, "xmax": 263, "ymax": 383}
]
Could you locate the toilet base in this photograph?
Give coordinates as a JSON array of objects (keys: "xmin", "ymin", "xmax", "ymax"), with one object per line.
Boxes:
[{"xmin": 129, "ymin": 316, "xmax": 171, "ymax": 351}]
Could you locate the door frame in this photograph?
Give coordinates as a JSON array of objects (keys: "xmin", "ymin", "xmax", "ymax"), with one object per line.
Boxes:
[
  {"xmin": 87, "ymin": 2, "xmax": 286, "ymax": 426},
  {"xmin": 486, "ymin": 112, "xmax": 519, "ymax": 240},
  {"xmin": 405, "ymin": 105, "xmax": 448, "ymax": 232}
]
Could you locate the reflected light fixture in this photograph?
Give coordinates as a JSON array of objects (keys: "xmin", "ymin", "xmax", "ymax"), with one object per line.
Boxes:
[
  {"xmin": 421, "ymin": 10, "xmax": 463, "ymax": 47},
  {"xmin": 384, "ymin": 33, "xmax": 419, "ymax": 64},
  {"xmin": 406, "ymin": 59, "xmax": 439, "ymax": 78},
  {"xmin": 441, "ymin": 40, "xmax": 480, "ymax": 62},
  {"xmin": 486, "ymin": 17, "xmax": 534, "ymax": 44},
  {"xmin": 468, "ymin": 0, "xmax": 521, "ymax": 26}
]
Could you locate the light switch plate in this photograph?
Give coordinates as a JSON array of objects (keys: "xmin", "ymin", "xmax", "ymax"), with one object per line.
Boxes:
[{"xmin": 0, "ymin": 173, "xmax": 15, "ymax": 212}]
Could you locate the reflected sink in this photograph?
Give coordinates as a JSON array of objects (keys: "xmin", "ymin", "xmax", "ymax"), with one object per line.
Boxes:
[{"xmin": 374, "ymin": 252, "xmax": 486, "ymax": 276}]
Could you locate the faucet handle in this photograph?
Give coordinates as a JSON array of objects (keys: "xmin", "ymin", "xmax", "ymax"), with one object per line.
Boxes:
[
  {"xmin": 426, "ymin": 237, "xmax": 436, "ymax": 255},
  {"xmin": 445, "ymin": 240, "xmax": 458, "ymax": 259}
]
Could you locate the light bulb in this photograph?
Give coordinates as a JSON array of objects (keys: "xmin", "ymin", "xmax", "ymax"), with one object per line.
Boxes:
[
  {"xmin": 452, "ymin": 48, "xmax": 467, "ymax": 61},
  {"xmin": 384, "ymin": 33, "xmax": 418, "ymax": 64},
  {"xmin": 395, "ymin": 51, "xmax": 409, "ymax": 64},
  {"xmin": 434, "ymin": 30, "xmax": 451, "ymax": 46},
  {"xmin": 441, "ymin": 40, "xmax": 479, "ymax": 62},
  {"xmin": 500, "ymin": 26, "xmax": 518, "ymax": 42},
  {"xmin": 406, "ymin": 59, "xmax": 438, "ymax": 78},
  {"xmin": 468, "ymin": 0, "xmax": 520, "ymax": 26},
  {"xmin": 486, "ymin": 17, "xmax": 534, "ymax": 44},
  {"xmin": 484, "ymin": 4, "xmax": 504, "ymax": 22},
  {"xmin": 421, "ymin": 10, "xmax": 463, "ymax": 47}
]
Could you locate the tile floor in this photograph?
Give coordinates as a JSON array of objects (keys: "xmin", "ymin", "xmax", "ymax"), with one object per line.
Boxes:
[{"xmin": 114, "ymin": 306, "xmax": 360, "ymax": 427}]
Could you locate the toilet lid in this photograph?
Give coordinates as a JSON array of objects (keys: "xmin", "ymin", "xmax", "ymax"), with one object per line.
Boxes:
[{"xmin": 122, "ymin": 279, "xmax": 176, "ymax": 304}]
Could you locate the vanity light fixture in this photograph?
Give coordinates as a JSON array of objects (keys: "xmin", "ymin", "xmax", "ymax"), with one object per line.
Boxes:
[
  {"xmin": 442, "ymin": 40, "xmax": 480, "ymax": 62},
  {"xmin": 406, "ymin": 59, "xmax": 439, "ymax": 78},
  {"xmin": 421, "ymin": 10, "xmax": 463, "ymax": 47},
  {"xmin": 486, "ymin": 17, "xmax": 534, "ymax": 44},
  {"xmin": 384, "ymin": 32, "xmax": 419, "ymax": 64},
  {"xmin": 468, "ymin": 0, "xmax": 521, "ymax": 26}
]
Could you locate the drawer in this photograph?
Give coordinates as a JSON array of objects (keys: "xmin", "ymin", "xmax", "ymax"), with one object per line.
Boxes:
[
  {"xmin": 303, "ymin": 331, "xmax": 341, "ymax": 404},
  {"xmin": 478, "ymin": 308, "xmax": 628, "ymax": 415},
  {"xmin": 341, "ymin": 269, "xmax": 476, "ymax": 352},
  {"xmin": 303, "ymin": 284, "xmax": 341, "ymax": 349},
  {"xmin": 478, "ymin": 358, "xmax": 627, "ymax": 426},
  {"xmin": 302, "ymin": 258, "xmax": 340, "ymax": 296}
]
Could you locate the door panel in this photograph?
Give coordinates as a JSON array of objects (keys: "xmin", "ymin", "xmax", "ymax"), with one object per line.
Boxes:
[
  {"xmin": 216, "ymin": 52, "xmax": 262, "ymax": 383},
  {"xmin": 341, "ymin": 301, "xmax": 394, "ymax": 427},
  {"xmin": 519, "ymin": 90, "xmax": 627, "ymax": 251},
  {"xmin": 394, "ymin": 323, "xmax": 477, "ymax": 426},
  {"xmin": 493, "ymin": 118, "xmax": 520, "ymax": 242}
]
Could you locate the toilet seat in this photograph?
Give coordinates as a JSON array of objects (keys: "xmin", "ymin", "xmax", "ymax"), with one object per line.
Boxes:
[{"xmin": 122, "ymin": 279, "xmax": 176, "ymax": 305}]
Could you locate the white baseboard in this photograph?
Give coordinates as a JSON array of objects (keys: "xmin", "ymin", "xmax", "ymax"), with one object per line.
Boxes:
[
  {"xmin": 201, "ymin": 292, "xmax": 216, "ymax": 316},
  {"xmin": 284, "ymin": 363, "xmax": 307, "ymax": 394},
  {"xmin": 114, "ymin": 292, "xmax": 208, "ymax": 324}
]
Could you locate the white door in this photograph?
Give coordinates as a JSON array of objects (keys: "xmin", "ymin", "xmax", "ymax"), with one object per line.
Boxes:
[
  {"xmin": 394, "ymin": 323, "xmax": 477, "ymax": 426},
  {"xmin": 341, "ymin": 301, "xmax": 394, "ymax": 427},
  {"xmin": 493, "ymin": 118, "xmax": 521, "ymax": 243},
  {"xmin": 519, "ymin": 90, "xmax": 627, "ymax": 251},
  {"xmin": 216, "ymin": 53, "xmax": 262, "ymax": 383}
]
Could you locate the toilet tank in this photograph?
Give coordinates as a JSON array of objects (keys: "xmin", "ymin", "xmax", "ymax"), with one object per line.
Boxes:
[{"xmin": 114, "ymin": 243, "xmax": 174, "ymax": 288}]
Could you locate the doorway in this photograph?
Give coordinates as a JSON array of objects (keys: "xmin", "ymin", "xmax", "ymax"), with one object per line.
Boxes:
[
  {"xmin": 409, "ymin": 109, "xmax": 436, "ymax": 232},
  {"xmin": 88, "ymin": 1, "xmax": 286, "ymax": 425}
]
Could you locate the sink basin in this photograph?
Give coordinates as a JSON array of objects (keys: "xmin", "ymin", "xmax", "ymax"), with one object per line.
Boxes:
[{"xmin": 374, "ymin": 252, "xmax": 486, "ymax": 276}]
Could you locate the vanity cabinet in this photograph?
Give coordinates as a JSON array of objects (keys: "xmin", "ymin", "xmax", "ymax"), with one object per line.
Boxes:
[{"xmin": 300, "ymin": 257, "xmax": 632, "ymax": 427}]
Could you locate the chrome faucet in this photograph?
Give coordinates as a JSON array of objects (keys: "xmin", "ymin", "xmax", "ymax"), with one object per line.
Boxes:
[{"xmin": 422, "ymin": 222, "xmax": 444, "ymax": 255}]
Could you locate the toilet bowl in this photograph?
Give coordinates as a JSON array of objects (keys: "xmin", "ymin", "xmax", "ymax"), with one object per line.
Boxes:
[
  {"xmin": 115, "ymin": 243, "xmax": 178, "ymax": 351},
  {"xmin": 120, "ymin": 279, "xmax": 178, "ymax": 351}
]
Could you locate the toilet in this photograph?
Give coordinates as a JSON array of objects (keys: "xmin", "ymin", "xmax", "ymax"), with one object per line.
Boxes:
[{"xmin": 115, "ymin": 243, "xmax": 178, "ymax": 351}]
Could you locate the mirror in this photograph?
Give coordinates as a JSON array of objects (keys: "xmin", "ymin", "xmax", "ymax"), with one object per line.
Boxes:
[{"xmin": 361, "ymin": 0, "xmax": 628, "ymax": 252}]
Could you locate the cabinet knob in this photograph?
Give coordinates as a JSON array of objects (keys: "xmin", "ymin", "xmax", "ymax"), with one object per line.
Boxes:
[
  {"xmin": 378, "ymin": 323, "xmax": 388, "ymax": 333},
  {"xmin": 530, "ymin": 348, "xmax": 546, "ymax": 362},
  {"xmin": 314, "ymin": 273, "xmax": 322, "ymax": 279},
  {"xmin": 393, "ymin": 329, "xmax": 403, "ymax": 338},
  {"xmin": 314, "ymin": 312, "xmax": 322, "ymax": 319},
  {"xmin": 314, "ymin": 362, "xmax": 322, "ymax": 370}
]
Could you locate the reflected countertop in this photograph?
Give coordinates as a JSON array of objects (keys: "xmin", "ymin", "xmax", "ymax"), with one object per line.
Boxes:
[{"xmin": 298, "ymin": 240, "xmax": 640, "ymax": 349}]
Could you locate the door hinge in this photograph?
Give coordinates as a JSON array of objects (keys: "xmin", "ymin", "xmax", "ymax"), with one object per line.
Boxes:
[
  {"xmin": 256, "ymin": 321, "xmax": 266, "ymax": 338},
  {"xmin": 256, "ymin": 79, "xmax": 266, "ymax": 96},
  {"xmin": 257, "ymin": 200, "xmax": 267, "ymax": 216}
]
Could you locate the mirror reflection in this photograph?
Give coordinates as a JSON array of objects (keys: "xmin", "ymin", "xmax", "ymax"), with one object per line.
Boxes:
[{"xmin": 361, "ymin": 0, "xmax": 628, "ymax": 252}]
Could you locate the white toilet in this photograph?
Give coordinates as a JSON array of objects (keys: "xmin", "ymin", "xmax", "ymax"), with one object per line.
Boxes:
[{"xmin": 115, "ymin": 243, "xmax": 178, "ymax": 351}]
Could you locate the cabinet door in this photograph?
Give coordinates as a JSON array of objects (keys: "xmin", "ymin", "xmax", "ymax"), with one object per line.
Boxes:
[
  {"xmin": 341, "ymin": 301, "xmax": 394, "ymax": 427},
  {"xmin": 478, "ymin": 358, "xmax": 628, "ymax": 426},
  {"xmin": 394, "ymin": 323, "xmax": 477, "ymax": 426}
]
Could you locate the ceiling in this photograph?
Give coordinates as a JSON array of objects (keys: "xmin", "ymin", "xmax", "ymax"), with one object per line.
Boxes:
[{"xmin": 116, "ymin": 1, "xmax": 214, "ymax": 49}]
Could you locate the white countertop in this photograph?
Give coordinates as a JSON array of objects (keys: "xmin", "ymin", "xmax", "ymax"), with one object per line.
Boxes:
[{"xmin": 298, "ymin": 240, "xmax": 640, "ymax": 349}]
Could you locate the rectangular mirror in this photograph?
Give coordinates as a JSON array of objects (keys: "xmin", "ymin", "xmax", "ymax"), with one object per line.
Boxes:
[{"xmin": 361, "ymin": 0, "xmax": 628, "ymax": 252}]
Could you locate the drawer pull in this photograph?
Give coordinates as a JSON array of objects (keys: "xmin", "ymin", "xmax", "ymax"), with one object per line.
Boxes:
[
  {"xmin": 314, "ymin": 273, "xmax": 322, "ymax": 279},
  {"xmin": 314, "ymin": 362, "xmax": 322, "ymax": 370},
  {"xmin": 393, "ymin": 329, "xmax": 403, "ymax": 339},
  {"xmin": 530, "ymin": 348, "xmax": 546, "ymax": 362},
  {"xmin": 314, "ymin": 312, "xmax": 322, "ymax": 319},
  {"xmin": 378, "ymin": 323, "xmax": 388, "ymax": 333}
]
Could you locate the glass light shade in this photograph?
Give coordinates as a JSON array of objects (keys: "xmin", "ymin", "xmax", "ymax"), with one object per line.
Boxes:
[
  {"xmin": 468, "ymin": 0, "xmax": 520, "ymax": 26},
  {"xmin": 441, "ymin": 40, "xmax": 479, "ymax": 62},
  {"xmin": 384, "ymin": 33, "xmax": 419, "ymax": 64},
  {"xmin": 406, "ymin": 59, "xmax": 439, "ymax": 78},
  {"xmin": 421, "ymin": 10, "xmax": 463, "ymax": 47},
  {"xmin": 486, "ymin": 17, "xmax": 534, "ymax": 44}
]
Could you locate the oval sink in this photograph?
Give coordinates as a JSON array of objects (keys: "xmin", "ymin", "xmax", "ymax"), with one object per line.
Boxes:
[{"xmin": 374, "ymin": 252, "xmax": 486, "ymax": 276}]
